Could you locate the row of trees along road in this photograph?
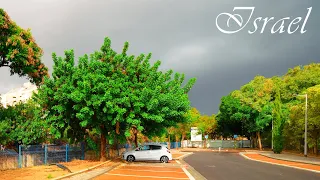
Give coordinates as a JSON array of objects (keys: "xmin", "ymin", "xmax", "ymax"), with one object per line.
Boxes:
[
  {"xmin": 217, "ymin": 64, "xmax": 320, "ymax": 154},
  {"xmin": 0, "ymin": 8, "xmax": 196, "ymax": 161}
]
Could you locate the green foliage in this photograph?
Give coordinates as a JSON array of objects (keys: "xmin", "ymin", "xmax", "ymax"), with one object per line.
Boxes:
[
  {"xmin": 273, "ymin": 87, "xmax": 285, "ymax": 153},
  {"xmin": 289, "ymin": 85, "xmax": 320, "ymax": 153},
  {"xmin": 36, "ymin": 37, "xmax": 196, "ymax": 158},
  {"xmin": 0, "ymin": 8, "xmax": 48, "ymax": 85},
  {"xmin": 166, "ymin": 107, "xmax": 216, "ymax": 141},
  {"xmin": 218, "ymin": 63, "xmax": 320, "ymax": 153},
  {"xmin": 0, "ymin": 99, "xmax": 48, "ymax": 145}
]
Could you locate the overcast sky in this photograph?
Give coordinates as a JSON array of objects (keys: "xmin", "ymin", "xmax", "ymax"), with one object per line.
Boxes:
[{"xmin": 1, "ymin": 0, "xmax": 319, "ymax": 114}]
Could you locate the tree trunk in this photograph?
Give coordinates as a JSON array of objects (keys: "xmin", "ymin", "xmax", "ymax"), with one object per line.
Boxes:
[
  {"xmin": 133, "ymin": 128, "xmax": 138, "ymax": 147},
  {"xmin": 181, "ymin": 133, "xmax": 186, "ymax": 142},
  {"xmin": 116, "ymin": 121, "xmax": 120, "ymax": 134},
  {"xmin": 257, "ymin": 131, "xmax": 262, "ymax": 150},
  {"xmin": 175, "ymin": 135, "xmax": 180, "ymax": 149},
  {"xmin": 316, "ymin": 137, "xmax": 319, "ymax": 156},
  {"xmin": 252, "ymin": 135, "xmax": 256, "ymax": 148},
  {"xmin": 100, "ymin": 130, "xmax": 107, "ymax": 162},
  {"xmin": 168, "ymin": 135, "xmax": 171, "ymax": 149}
]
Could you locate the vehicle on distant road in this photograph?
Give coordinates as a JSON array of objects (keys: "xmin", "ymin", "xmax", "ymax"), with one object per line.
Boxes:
[{"xmin": 122, "ymin": 143, "xmax": 172, "ymax": 163}]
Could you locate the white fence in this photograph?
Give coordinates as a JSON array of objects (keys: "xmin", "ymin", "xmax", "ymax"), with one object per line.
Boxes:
[{"xmin": 181, "ymin": 140, "xmax": 251, "ymax": 148}]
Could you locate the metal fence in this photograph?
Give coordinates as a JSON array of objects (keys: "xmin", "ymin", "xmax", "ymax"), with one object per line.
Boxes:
[
  {"xmin": 0, "ymin": 141, "xmax": 181, "ymax": 170},
  {"xmin": 0, "ymin": 144, "xmax": 84, "ymax": 170}
]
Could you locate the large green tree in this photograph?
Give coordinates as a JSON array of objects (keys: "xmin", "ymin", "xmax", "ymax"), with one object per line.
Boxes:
[
  {"xmin": 290, "ymin": 85, "xmax": 320, "ymax": 155},
  {"xmin": 36, "ymin": 37, "xmax": 196, "ymax": 161},
  {"xmin": 236, "ymin": 76, "xmax": 274, "ymax": 150},
  {"xmin": 0, "ymin": 8, "xmax": 48, "ymax": 85}
]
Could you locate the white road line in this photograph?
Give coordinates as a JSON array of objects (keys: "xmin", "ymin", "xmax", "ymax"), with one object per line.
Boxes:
[
  {"xmin": 239, "ymin": 152, "xmax": 320, "ymax": 174},
  {"xmin": 124, "ymin": 165, "xmax": 180, "ymax": 168},
  {"xmin": 176, "ymin": 160, "xmax": 181, "ymax": 164},
  {"xmin": 115, "ymin": 169, "xmax": 185, "ymax": 173},
  {"xmin": 106, "ymin": 173, "xmax": 189, "ymax": 179},
  {"xmin": 182, "ymin": 167, "xmax": 195, "ymax": 180}
]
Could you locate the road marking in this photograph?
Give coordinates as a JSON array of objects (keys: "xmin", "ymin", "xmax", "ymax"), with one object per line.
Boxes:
[
  {"xmin": 114, "ymin": 169, "xmax": 185, "ymax": 173},
  {"xmin": 106, "ymin": 173, "xmax": 189, "ymax": 179},
  {"xmin": 182, "ymin": 167, "xmax": 195, "ymax": 180},
  {"xmin": 176, "ymin": 160, "xmax": 181, "ymax": 164},
  {"xmin": 239, "ymin": 152, "xmax": 320, "ymax": 174},
  {"xmin": 207, "ymin": 165, "xmax": 216, "ymax": 168}
]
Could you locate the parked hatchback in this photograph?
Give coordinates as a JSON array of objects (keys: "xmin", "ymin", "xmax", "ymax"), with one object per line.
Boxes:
[{"xmin": 122, "ymin": 143, "xmax": 172, "ymax": 163}]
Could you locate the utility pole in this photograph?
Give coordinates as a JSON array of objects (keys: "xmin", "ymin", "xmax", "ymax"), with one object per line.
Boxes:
[
  {"xmin": 304, "ymin": 94, "xmax": 308, "ymax": 157},
  {"xmin": 271, "ymin": 119, "xmax": 273, "ymax": 150},
  {"xmin": 295, "ymin": 94, "xmax": 308, "ymax": 157}
]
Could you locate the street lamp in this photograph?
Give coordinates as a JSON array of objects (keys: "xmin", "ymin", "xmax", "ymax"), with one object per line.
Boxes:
[
  {"xmin": 271, "ymin": 119, "xmax": 273, "ymax": 150},
  {"xmin": 295, "ymin": 94, "xmax": 308, "ymax": 157}
]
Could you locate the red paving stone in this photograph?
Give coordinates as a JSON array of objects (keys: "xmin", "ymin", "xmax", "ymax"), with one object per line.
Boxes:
[
  {"xmin": 118, "ymin": 166, "xmax": 184, "ymax": 172},
  {"xmin": 94, "ymin": 165, "xmax": 189, "ymax": 180},
  {"xmin": 244, "ymin": 153, "xmax": 320, "ymax": 171},
  {"xmin": 95, "ymin": 175, "xmax": 188, "ymax": 180}
]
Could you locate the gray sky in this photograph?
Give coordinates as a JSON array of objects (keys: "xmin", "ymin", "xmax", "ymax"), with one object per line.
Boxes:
[{"xmin": 1, "ymin": 0, "xmax": 319, "ymax": 114}]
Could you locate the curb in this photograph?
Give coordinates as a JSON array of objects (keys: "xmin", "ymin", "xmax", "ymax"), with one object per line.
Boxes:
[
  {"xmin": 259, "ymin": 153, "xmax": 320, "ymax": 166},
  {"xmin": 177, "ymin": 153, "xmax": 208, "ymax": 180},
  {"xmin": 239, "ymin": 152, "xmax": 320, "ymax": 174},
  {"xmin": 52, "ymin": 160, "xmax": 111, "ymax": 180}
]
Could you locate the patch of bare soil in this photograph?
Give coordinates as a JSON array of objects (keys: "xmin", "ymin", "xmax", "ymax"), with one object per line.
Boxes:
[{"xmin": 0, "ymin": 160, "xmax": 102, "ymax": 180}]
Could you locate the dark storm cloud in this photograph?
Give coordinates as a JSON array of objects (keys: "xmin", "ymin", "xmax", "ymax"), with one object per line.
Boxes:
[{"xmin": 1, "ymin": 0, "xmax": 319, "ymax": 114}]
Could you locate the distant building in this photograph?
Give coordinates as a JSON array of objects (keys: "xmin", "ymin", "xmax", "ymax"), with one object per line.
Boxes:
[{"xmin": 0, "ymin": 82, "xmax": 38, "ymax": 108}]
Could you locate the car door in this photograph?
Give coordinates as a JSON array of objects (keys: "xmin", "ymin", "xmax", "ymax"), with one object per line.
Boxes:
[
  {"xmin": 149, "ymin": 145, "xmax": 162, "ymax": 160},
  {"xmin": 135, "ymin": 145, "xmax": 151, "ymax": 161}
]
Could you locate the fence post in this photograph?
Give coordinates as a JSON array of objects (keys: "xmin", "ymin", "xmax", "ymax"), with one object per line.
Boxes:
[
  {"xmin": 44, "ymin": 144, "xmax": 48, "ymax": 165},
  {"xmin": 18, "ymin": 145, "xmax": 22, "ymax": 168},
  {"xmin": 81, "ymin": 142, "xmax": 85, "ymax": 160},
  {"xmin": 66, "ymin": 144, "xmax": 69, "ymax": 162}
]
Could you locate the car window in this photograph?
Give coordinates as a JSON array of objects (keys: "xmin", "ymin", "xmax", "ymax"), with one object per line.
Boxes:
[
  {"xmin": 150, "ymin": 145, "xmax": 162, "ymax": 150},
  {"xmin": 140, "ymin": 145, "xmax": 150, "ymax": 151}
]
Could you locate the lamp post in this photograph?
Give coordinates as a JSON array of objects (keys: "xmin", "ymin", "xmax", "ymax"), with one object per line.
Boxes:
[
  {"xmin": 271, "ymin": 119, "xmax": 273, "ymax": 150},
  {"xmin": 295, "ymin": 94, "xmax": 308, "ymax": 157}
]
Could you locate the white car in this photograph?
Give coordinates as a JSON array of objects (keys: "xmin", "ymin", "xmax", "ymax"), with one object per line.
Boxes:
[{"xmin": 122, "ymin": 143, "xmax": 173, "ymax": 163}]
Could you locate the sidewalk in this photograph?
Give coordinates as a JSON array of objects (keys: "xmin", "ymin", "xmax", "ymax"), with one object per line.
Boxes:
[
  {"xmin": 259, "ymin": 152, "xmax": 320, "ymax": 165},
  {"xmin": 241, "ymin": 152, "xmax": 320, "ymax": 173}
]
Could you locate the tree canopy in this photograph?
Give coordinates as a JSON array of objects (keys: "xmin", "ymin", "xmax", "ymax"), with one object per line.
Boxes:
[
  {"xmin": 217, "ymin": 63, "xmax": 320, "ymax": 153},
  {"xmin": 36, "ymin": 37, "xmax": 196, "ymax": 161},
  {"xmin": 0, "ymin": 99, "xmax": 48, "ymax": 146},
  {"xmin": 0, "ymin": 8, "xmax": 48, "ymax": 85}
]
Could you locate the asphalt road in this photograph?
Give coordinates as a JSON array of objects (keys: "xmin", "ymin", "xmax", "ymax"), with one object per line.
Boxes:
[{"xmin": 184, "ymin": 152, "xmax": 320, "ymax": 180}]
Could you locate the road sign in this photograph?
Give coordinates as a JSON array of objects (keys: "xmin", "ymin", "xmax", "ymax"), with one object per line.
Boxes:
[{"xmin": 234, "ymin": 135, "xmax": 238, "ymax": 138}]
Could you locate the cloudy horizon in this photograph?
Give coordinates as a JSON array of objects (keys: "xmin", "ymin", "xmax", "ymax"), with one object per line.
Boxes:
[{"xmin": 1, "ymin": 0, "xmax": 319, "ymax": 114}]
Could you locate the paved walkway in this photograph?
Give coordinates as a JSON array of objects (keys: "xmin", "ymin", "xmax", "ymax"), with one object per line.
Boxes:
[
  {"xmin": 259, "ymin": 152, "xmax": 320, "ymax": 165},
  {"xmin": 242, "ymin": 153, "xmax": 320, "ymax": 173},
  {"xmin": 61, "ymin": 162, "xmax": 121, "ymax": 180}
]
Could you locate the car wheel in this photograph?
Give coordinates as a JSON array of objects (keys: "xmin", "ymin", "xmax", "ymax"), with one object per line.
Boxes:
[
  {"xmin": 160, "ymin": 156, "xmax": 169, "ymax": 163},
  {"xmin": 127, "ymin": 155, "xmax": 135, "ymax": 162}
]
